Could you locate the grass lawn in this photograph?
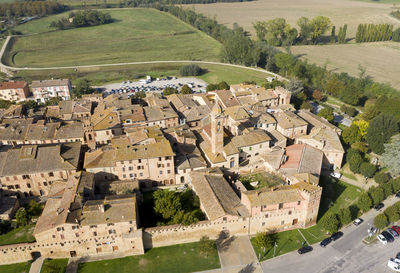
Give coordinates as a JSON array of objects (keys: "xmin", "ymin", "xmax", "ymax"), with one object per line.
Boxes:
[
  {"xmin": 7, "ymin": 8, "xmax": 222, "ymax": 68},
  {"xmin": 41, "ymin": 258, "xmax": 68, "ymax": 273},
  {"xmin": 77, "ymin": 241, "xmax": 220, "ymax": 273},
  {"xmin": 0, "ymin": 223, "xmax": 35, "ymax": 246},
  {"xmin": 252, "ymin": 176, "xmax": 363, "ymax": 261},
  {"xmin": 13, "ymin": 62, "xmax": 273, "ymax": 86},
  {"xmin": 239, "ymin": 172, "xmax": 286, "ymax": 190},
  {"xmin": 0, "ymin": 261, "xmax": 31, "ymax": 273}
]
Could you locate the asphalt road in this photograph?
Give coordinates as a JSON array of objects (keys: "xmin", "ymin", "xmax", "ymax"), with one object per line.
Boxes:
[{"xmin": 261, "ymin": 196, "xmax": 400, "ymax": 273}]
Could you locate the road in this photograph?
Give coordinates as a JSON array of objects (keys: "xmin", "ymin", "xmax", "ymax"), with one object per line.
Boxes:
[{"xmin": 261, "ymin": 195, "xmax": 400, "ymax": 273}]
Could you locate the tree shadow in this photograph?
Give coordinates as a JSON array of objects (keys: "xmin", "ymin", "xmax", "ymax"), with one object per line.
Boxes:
[
  {"xmin": 217, "ymin": 232, "xmax": 236, "ymax": 252},
  {"xmin": 317, "ymin": 176, "xmax": 347, "ymax": 220},
  {"xmin": 239, "ymin": 263, "xmax": 257, "ymax": 273}
]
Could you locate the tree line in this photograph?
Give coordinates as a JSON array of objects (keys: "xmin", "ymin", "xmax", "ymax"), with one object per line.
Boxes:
[
  {"xmin": 123, "ymin": 0, "xmax": 252, "ymax": 7},
  {"xmin": 355, "ymin": 24, "xmax": 394, "ymax": 43},
  {"xmin": 50, "ymin": 10, "xmax": 112, "ymax": 30},
  {"xmin": 253, "ymin": 17, "xmax": 347, "ymax": 46},
  {"xmin": 0, "ymin": 1, "xmax": 65, "ymax": 17}
]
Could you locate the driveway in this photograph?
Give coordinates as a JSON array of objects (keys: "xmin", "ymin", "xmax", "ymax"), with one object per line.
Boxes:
[
  {"xmin": 261, "ymin": 195, "xmax": 400, "ymax": 273},
  {"xmin": 216, "ymin": 235, "xmax": 262, "ymax": 273}
]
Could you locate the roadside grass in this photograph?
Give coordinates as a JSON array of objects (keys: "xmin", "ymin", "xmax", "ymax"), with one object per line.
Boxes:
[
  {"xmin": 13, "ymin": 62, "xmax": 272, "ymax": 86},
  {"xmin": 41, "ymin": 258, "xmax": 68, "ymax": 273},
  {"xmin": 77, "ymin": 241, "xmax": 220, "ymax": 273},
  {"xmin": 252, "ymin": 176, "xmax": 363, "ymax": 261},
  {"xmin": 7, "ymin": 8, "xmax": 222, "ymax": 68},
  {"xmin": 0, "ymin": 261, "xmax": 32, "ymax": 273},
  {"xmin": 0, "ymin": 223, "xmax": 35, "ymax": 246}
]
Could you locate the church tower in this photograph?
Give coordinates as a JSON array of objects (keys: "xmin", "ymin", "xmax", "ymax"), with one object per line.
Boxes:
[{"xmin": 211, "ymin": 98, "xmax": 224, "ymax": 155}]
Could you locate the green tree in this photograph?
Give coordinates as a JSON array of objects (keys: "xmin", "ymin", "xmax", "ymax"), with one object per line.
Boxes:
[
  {"xmin": 374, "ymin": 213, "xmax": 388, "ymax": 230},
  {"xmin": 206, "ymin": 83, "xmax": 218, "ymax": 92},
  {"xmin": 72, "ymin": 78, "xmax": 94, "ymax": 98},
  {"xmin": 163, "ymin": 87, "xmax": 178, "ymax": 96},
  {"xmin": 370, "ymin": 187, "xmax": 385, "ymax": 206},
  {"xmin": 26, "ymin": 200, "xmax": 42, "ymax": 217},
  {"xmin": 253, "ymin": 232, "xmax": 275, "ymax": 249},
  {"xmin": 366, "ymin": 114, "xmax": 399, "ymax": 154},
  {"xmin": 198, "ymin": 236, "xmax": 216, "ymax": 257},
  {"xmin": 382, "ymin": 134, "xmax": 400, "ymax": 177},
  {"xmin": 318, "ymin": 107, "xmax": 334, "ymax": 123},
  {"xmin": 297, "ymin": 16, "xmax": 312, "ymax": 43},
  {"xmin": 330, "ymin": 25, "xmax": 336, "ymax": 43},
  {"xmin": 15, "ymin": 208, "xmax": 29, "ymax": 227},
  {"xmin": 264, "ymin": 18, "xmax": 297, "ymax": 46},
  {"xmin": 253, "ymin": 21, "xmax": 267, "ymax": 41},
  {"xmin": 360, "ymin": 162, "xmax": 376, "ymax": 178},
  {"xmin": 180, "ymin": 85, "xmax": 193, "ymax": 94},
  {"xmin": 382, "ymin": 182, "xmax": 394, "ymax": 199},
  {"xmin": 392, "ymin": 178, "xmax": 400, "ymax": 193},
  {"xmin": 374, "ymin": 172, "xmax": 389, "ymax": 184},
  {"xmin": 217, "ymin": 81, "xmax": 230, "ymax": 90},
  {"xmin": 321, "ymin": 213, "xmax": 339, "ymax": 233},
  {"xmin": 309, "ymin": 16, "xmax": 331, "ymax": 44},
  {"xmin": 338, "ymin": 207, "xmax": 352, "ymax": 226},
  {"xmin": 153, "ymin": 190, "xmax": 182, "ymax": 220},
  {"xmin": 285, "ymin": 78, "xmax": 304, "ymax": 94},
  {"xmin": 180, "ymin": 64, "xmax": 203, "ymax": 76},
  {"xmin": 357, "ymin": 193, "xmax": 372, "ymax": 212},
  {"xmin": 384, "ymin": 205, "xmax": 399, "ymax": 223},
  {"xmin": 342, "ymin": 124, "xmax": 362, "ymax": 145},
  {"xmin": 274, "ymin": 53, "xmax": 295, "ymax": 77}
]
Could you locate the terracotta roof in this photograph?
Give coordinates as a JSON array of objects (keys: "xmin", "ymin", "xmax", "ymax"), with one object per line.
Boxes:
[
  {"xmin": 296, "ymin": 127, "xmax": 344, "ymax": 153},
  {"xmin": 280, "ymin": 144, "xmax": 323, "ymax": 177},
  {"xmin": 31, "ymin": 79, "xmax": 70, "ymax": 88},
  {"xmin": 0, "ymin": 81, "xmax": 27, "ymax": 89}
]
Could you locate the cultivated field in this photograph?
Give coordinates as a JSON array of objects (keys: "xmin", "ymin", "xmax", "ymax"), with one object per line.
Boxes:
[
  {"xmin": 190, "ymin": 0, "xmax": 400, "ymax": 37},
  {"xmin": 6, "ymin": 8, "xmax": 222, "ymax": 68},
  {"xmin": 291, "ymin": 41, "xmax": 400, "ymax": 89}
]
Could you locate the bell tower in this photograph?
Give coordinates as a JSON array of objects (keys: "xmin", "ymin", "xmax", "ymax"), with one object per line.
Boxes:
[{"xmin": 211, "ymin": 98, "xmax": 224, "ymax": 155}]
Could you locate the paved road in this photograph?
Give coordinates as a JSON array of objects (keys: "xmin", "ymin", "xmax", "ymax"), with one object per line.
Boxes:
[{"xmin": 261, "ymin": 195, "xmax": 400, "ymax": 273}]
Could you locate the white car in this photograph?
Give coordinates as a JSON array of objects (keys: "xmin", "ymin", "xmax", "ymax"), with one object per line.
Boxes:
[
  {"xmin": 388, "ymin": 259, "xmax": 400, "ymax": 272},
  {"xmin": 330, "ymin": 172, "xmax": 342, "ymax": 179},
  {"xmin": 378, "ymin": 234, "xmax": 388, "ymax": 245}
]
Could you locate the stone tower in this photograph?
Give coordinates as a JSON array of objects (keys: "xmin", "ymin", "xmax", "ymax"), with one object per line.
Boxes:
[{"xmin": 211, "ymin": 98, "xmax": 224, "ymax": 155}]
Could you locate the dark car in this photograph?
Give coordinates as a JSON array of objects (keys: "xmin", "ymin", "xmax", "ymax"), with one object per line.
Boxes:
[
  {"xmin": 320, "ymin": 237, "xmax": 332, "ymax": 247},
  {"xmin": 381, "ymin": 231, "xmax": 395, "ymax": 242},
  {"xmin": 298, "ymin": 245, "xmax": 313, "ymax": 254},
  {"xmin": 396, "ymin": 252, "xmax": 400, "ymax": 259},
  {"xmin": 374, "ymin": 203, "xmax": 384, "ymax": 211},
  {"xmin": 330, "ymin": 231, "xmax": 344, "ymax": 241},
  {"xmin": 396, "ymin": 192, "xmax": 400, "ymax": 198}
]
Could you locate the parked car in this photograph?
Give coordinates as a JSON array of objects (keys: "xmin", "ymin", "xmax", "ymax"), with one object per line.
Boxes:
[
  {"xmin": 393, "ymin": 226, "xmax": 400, "ymax": 235},
  {"xmin": 298, "ymin": 245, "xmax": 313, "ymax": 254},
  {"xmin": 388, "ymin": 228, "xmax": 399, "ymax": 238},
  {"xmin": 388, "ymin": 258, "xmax": 400, "ymax": 272},
  {"xmin": 330, "ymin": 231, "xmax": 343, "ymax": 241},
  {"xmin": 374, "ymin": 203, "xmax": 384, "ymax": 211},
  {"xmin": 378, "ymin": 234, "xmax": 388, "ymax": 245},
  {"xmin": 330, "ymin": 172, "xmax": 342, "ymax": 179},
  {"xmin": 353, "ymin": 218, "xmax": 363, "ymax": 226},
  {"xmin": 396, "ymin": 252, "xmax": 400, "ymax": 259},
  {"xmin": 382, "ymin": 231, "xmax": 395, "ymax": 242},
  {"xmin": 320, "ymin": 237, "xmax": 332, "ymax": 247},
  {"xmin": 396, "ymin": 192, "xmax": 400, "ymax": 198}
]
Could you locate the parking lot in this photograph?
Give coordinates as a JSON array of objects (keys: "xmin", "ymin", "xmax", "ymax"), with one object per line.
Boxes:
[{"xmin": 100, "ymin": 76, "xmax": 208, "ymax": 96}]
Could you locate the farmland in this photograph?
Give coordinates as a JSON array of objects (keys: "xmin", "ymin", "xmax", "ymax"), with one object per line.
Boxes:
[
  {"xmin": 291, "ymin": 41, "xmax": 400, "ymax": 89},
  {"xmin": 5, "ymin": 8, "xmax": 222, "ymax": 68}
]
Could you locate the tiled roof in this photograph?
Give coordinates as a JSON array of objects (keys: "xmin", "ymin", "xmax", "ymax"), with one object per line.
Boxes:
[
  {"xmin": 280, "ymin": 144, "xmax": 323, "ymax": 177},
  {"xmin": 31, "ymin": 79, "xmax": 70, "ymax": 88},
  {"xmin": 273, "ymin": 111, "xmax": 308, "ymax": 129},
  {"xmin": 0, "ymin": 81, "xmax": 27, "ymax": 89}
]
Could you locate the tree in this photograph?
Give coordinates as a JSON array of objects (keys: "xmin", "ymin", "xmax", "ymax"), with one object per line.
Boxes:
[
  {"xmin": 342, "ymin": 124, "xmax": 362, "ymax": 145},
  {"xmin": 320, "ymin": 213, "xmax": 339, "ymax": 233},
  {"xmin": 163, "ymin": 87, "xmax": 178, "ymax": 96},
  {"xmin": 384, "ymin": 205, "xmax": 399, "ymax": 224},
  {"xmin": 382, "ymin": 182, "xmax": 394, "ymax": 199},
  {"xmin": 346, "ymin": 148, "xmax": 363, "ymax": 173},
  {"xmin": 198, "ymin": 236, "xmax": 216, "ymax": 257},
  {"xmin": 72, "ymin": 79, "xmax": 94, "ymax": 98},
  {"xmin": 217, "ymin": 81, "xmax": 230, "ymax": 90},
  {"xmin": 370, "ymin": 187, "xmax": 385, "ymax": 206},
  {"xmin": 15, "ymin": 208, "xmax": 29, "ymax": 227},
  {"xmin": 330, "ymin": 26, "xmax": 336, "ymax": 43},
  {"xmin": 374, "ymin": 172, "xmax": 389, "ymax": 184},
  {"xmin": 366, "ymin": 114, "xmax": 399, "ymax": 154},
  {"xmin": 26, "ymin": 200, "xmax": 42, "ymax": 217},
  {"xmin": 392, "ymin": 178, "xmax": 400, "ymax": 193},
  {"xmin": 312, "ymin": 90, "xmax": 325, "ymax": 101},
  {"xmin": 180, "ymin": 85, "xmax": 193, "ymax": 94},
  {"xmin": 274, "ymin": 53, "xmax": 295, "ymax": 77},
  {"xmin": 253, "ymin": 21, "xmax": 267, "ymax": 41},
  {"xmin": 338, "ymin": 207, "xmax": 352, "ymax": 226},
  {"xmin": 318, "ymin": 107, "xmax": 334, "ymax": 123},
  {"xmin": 351, "ymin": 142, "xmax": 368, "ymax": 153},
  {"xmin": 253, "ymin": 232, "xmax": 275, "ymax": 249},
  {"xmin": 360, "ymin": 162, "xmax": 376, "ymax": 178},
  {"xmin": 153, "ymin": 190, "xmax": 182, "ymax": 220},
  {"xmin": 357, "ymin": 193, "xmax": 372, "ymax": 212},
  {"xmin": 180, "ymin": 64, "xmax": 203, "ymax": 76},
  {"xmin": 297, "ymin": 17, "xmax": 312, "ymax": 43},
  {"xmin": 382, "ymin": 134, "xmax": 400, "ymax": 176},
  {"xmin": 374, "ymin": 213, "xmax": 388, "ymax": 230},
  {"xmin": 353, "ymin": 120, "xmax": 369, "ymax": 138},
  {"xmin": 264, "ymin": 18, "xmax": 297, "ymax": 46},
  {"xmin": 206, "ymin": 83, "xmax": 218, "ymax": 92},
  {"xmin": 285, "ymin": 78, "xmax": 303, "ymax": 94},
  {"xmin": 309, "ymin": 16, "xmax": 331, "ymax": 44}
]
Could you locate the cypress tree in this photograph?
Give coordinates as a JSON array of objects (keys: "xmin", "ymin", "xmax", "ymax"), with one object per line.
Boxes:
[
  {"xmin": 341, "ymin": 24, "xmax": 347, "ymax": 43},
  {"xmin": 331, "ymin": 25, "xmax": 336, "ymax": 43},
  {"xmin": 356, "ymin": 24, "xmax": 361, "ymax": 43}
]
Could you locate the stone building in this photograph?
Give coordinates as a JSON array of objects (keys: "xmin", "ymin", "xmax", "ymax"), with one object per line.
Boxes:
[
  {"xmin": 273, "ymin": 111, "xmax": 308, "ymax": 140},
  {"xmin": 0, "ymin": 81, "xmax": 30, "ymax": 102},
  {"xmin": 31, "ymin": 79, "xmax": 71, "ymax": 102},
  {"xmin": 0, "ymin": 142, "xmax": 82, "ymax": 197}
]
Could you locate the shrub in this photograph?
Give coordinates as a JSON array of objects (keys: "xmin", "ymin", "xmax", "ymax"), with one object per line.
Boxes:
[
  {"xmin": 357, "ymin": 193, "xmax": 372, "ymax": 212},
  {"xmin": 253, "ymin": 232, "xmax": 275, "ymax": 249},
  {"xmin": 15, "ymin": 208, "xmax": 29, "ymax": 227},
  {"xmin": 340, "ymin": 105, "xmax": 358, "ymax": 117},
  {"xmin": 348, "ymin": 151, "xmax": 364, "ymax": 174},
  {"xmin": 180, "ymin": 85, "xmax": 193, "ymax": 94},
  {"xmin": 198, "ymin": 236, "xmax": 215, "ymax": 257},
  {"xmin": 360, "ymin": 162, "xmax": 376, "ymax": 178},
  {"xmin": 392, "ymin": 178, "xmax": 400, "ymax": 193},
  {"xmin": 179, "ymin": 64, "xmax": 203, "ymax": 76},
  {"xmin": 338, "ymin": 207, "xmax": 352, "ymax": 226},
  {"xmin": 382, "ymin": 182, "xmax": 394, "ymax": 198},
  {"xmin": 374, "ymin": 213, "xmax": 388, "ymax": 230},
  {"xmin": 320, "ymin": 213, "xmax": 339, "ymax": 234},
  {"xmin": 374, "ymin": 172, "xmax": 389, "ymax": 184},
  {"xmin": 163, "ymin": 87, "xmax": 178, "ymax": 96}
]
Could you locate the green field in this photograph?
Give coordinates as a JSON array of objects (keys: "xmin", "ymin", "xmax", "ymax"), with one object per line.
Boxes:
[
  {"xmin": 12, "ymin": 62, "xmax": 273, "ymax": 86},
  {"xmin": 41, "ymin": 258, "xmax": 68, "ymax": 273},
  {"xmin": 0, "ymin": 224, "xmax": 35, "ymax": 246},
  {"xmin": 6, "ymin": 8, "xmax": 222, "ymax": 68},
  {"xmin": 0, "ymin": 262, "xmax": 31, "ymax": 273},
  {"xmin": 77, "ymin": 241, "xmax": 220, "ymax": 273}
]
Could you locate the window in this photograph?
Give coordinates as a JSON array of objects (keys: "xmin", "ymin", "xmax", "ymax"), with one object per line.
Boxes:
[
  {"xmin": 129, "ymin": 167, "xmax": 133, "ymax": 171},
  {"xmin": 167, "ymin": 170, "xmax": 171, "ymax": 174},
  {"xmin": 259, "ymin": 144, "xmax": 262, "ymax": 148},
  {"xmin": 297, "ymin": 201, "xmax": 301, "ymax": 206},
  {"xmin": 288, "ymin": 211, "xmax": 292, "ymax": 215},
  {"xmin": 90, "ymin": 225, "xmax": 97, "ymax": 228},
  {"xmin": 159, "ymin": 171, "xmax": 163, "ymax": 175},
  {"xmin": 123, "ymin": 174, "xmax": 126, "ymax": 179},
  {"xmin": 281, "ymin": 220, "xmax": 284, "ymax": 225},
  {"xmin": 140, "ymin": 173, "xmax": 143, "ymax": 177},
  {"xmin": 138, "ymin": 159, "xmax": 141, "ymax": 163},
  {"xmin": 130, "ymin": 174, "xmax": 134, "ymax": 178},
  {"xmin": 279, "ymin": 203, "xmax": 283, "ymax": 209},
  {"xmin": 223, "ymin": 217, "xmax": 227, "ymax": 221},
  {"xmin": 49, "ymin": 172, "xmax": 54, "ymax": 177},
  {"xmin": 75, "ymin": 233, "xmax": 79, "ymax": 238},
  {"xmin": 158, "ymin": 157, "xmax": 162, "ymax": 161},
  {"xmin": 93, "ymin": 232, "xmax": 97, "ymax": 236},
  {"xmin": 167, "ymin": 163, "xmax": 170, "ymax": 167},
  {"xmin": 122, "ymin": 167, "xmax": 126, "ymax": 172},
  {"xmin": 27, "ymin": 183, "xmax": 31, "ymax": 188}
]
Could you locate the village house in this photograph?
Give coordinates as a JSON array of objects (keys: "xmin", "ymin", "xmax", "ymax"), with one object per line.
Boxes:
[
  {"xmin": 297, "ymin": 109, "xmax": 342, "ymax": 136},
  {"xmin": 0, "ymin": 81, "xmax": 30, "ymax": 102},
  {"xmin": 31, "ymin": 79, "xmax": 72, "ymax": 103},
  {"xmin": 0, "ymin": 142, "xmax": 82, "ymax": 197},
  {"xmin": 88, "ymin": 106, "xmax": 122, "ymax": 145},
  {"xmin": 273, "ymin": 111, "xmax": 308, "ymax": 140},
  {"xmin": 46, "ymin": 99, "xmax": 93, "ymax": 121}
]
